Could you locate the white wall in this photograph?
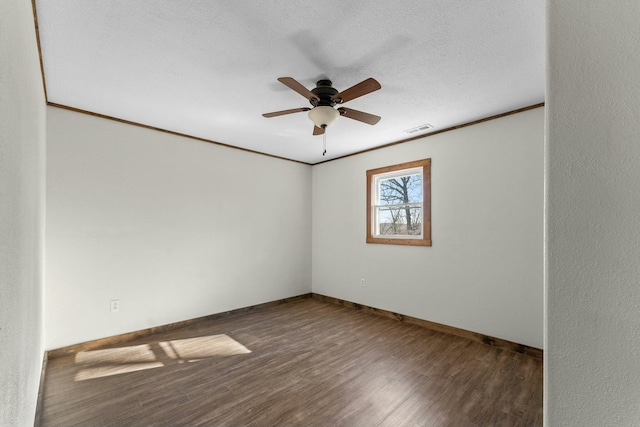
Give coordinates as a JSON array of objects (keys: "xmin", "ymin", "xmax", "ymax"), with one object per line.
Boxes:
[
  {"xmin": 0, "ymin": 0, "xmax": 46, "ymax": 425},
  {"xmin": 547, "ymin": 1, "xmax": 640, "ymax": 425},
  {"xmin": 46, "ymin": 107, "xmax": 311, "ymax": 349},
  {"xmin": 312, "ymin": 107, "xmax": 544, "ymax": 349}
]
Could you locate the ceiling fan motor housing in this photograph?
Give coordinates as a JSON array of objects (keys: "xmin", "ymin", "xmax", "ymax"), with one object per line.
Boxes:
[{"xmin": 310, "ymin": 80, "xmax": 339, "ymax": 107}]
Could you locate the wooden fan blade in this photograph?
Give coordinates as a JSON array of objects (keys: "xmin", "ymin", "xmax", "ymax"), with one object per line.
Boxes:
[
  {"xmin": 332, "ymin": 78, "xmax": 381, "ymax": 104},
  {"xmin": 313, "ymin": 125, "xmax": 325, "ymax": 136},
  {"xmin": 278, "ymin": 77, "xmax": 320, "ymax": 102},
  {"xmin": 338, "ymin": 107, "xmax": 381, "ymax": 125},
  {"xmin": 262, "ymin": 107, "xmax": 310, "ymax": 118}
]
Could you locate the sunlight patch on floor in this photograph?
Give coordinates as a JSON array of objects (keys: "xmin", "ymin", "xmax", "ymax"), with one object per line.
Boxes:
[
  {"xmin": 160, "ymin": 334, "xmax": 252, "ymax": 361},
  {"xmin": 75, "ymin": 344, "xmax": 156, "ymax": 364},
  {"xmin": 74, "ymin": 361, "xmax": 164, "ymax": 381},
  {"xmin": 73, "ymin": 334, "xmax": 251, "ymax": 381}
]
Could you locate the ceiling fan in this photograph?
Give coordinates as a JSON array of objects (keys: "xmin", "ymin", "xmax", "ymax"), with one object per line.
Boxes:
[{"xmin": 262, "ymin": 77, "xmax": 381, "ymax": 135}]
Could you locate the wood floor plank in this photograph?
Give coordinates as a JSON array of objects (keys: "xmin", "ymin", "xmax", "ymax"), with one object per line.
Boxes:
[{"xmin": 39, "ymin": 298, "xmax": 542, "ymax": 426}]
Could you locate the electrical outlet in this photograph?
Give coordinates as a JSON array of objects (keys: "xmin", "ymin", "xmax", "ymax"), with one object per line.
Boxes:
[
  {"xmin": 110, "ymin": 299, "xmax": 120, "ymax": 313},
  {"xmin": 360, "ymin": 278, "xmax": 366, "ymax": 287}
]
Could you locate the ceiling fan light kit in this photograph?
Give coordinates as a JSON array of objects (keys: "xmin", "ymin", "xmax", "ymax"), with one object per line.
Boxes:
[{"xmin": 308, "ymin": 106, "xmax": 339, "ymax": 128}]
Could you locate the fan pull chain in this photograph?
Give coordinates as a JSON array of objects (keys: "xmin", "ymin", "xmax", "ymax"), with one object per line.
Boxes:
[
  {"xmin": 322, "ymin": 125, "xmax": 327, "ymax": 156},
  {"xmin": 323, "ymin": 132, "xmax": 327, "ymax": 156}
]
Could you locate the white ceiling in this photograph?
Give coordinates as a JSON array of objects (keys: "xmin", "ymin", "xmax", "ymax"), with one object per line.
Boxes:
[{"xmin": 35, "ymin": 0, "xmax": 545, "ymax": 164}]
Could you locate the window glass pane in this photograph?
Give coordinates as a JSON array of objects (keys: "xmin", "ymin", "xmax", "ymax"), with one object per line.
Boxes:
[
  {"xmin": 378, "ymin": 174, "xmax": 422, "ymax": 205},
  {"xmin": 376, "ymin": 207, "xmax": 422, "ymax": 236}
]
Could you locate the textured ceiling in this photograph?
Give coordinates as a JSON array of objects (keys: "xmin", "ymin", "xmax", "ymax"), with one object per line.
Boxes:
[{"xmin": 35, "ymin": 0, "xmax": 544, "ymax": 164}]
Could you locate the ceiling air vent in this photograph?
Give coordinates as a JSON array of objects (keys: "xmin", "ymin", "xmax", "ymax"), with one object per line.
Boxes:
[{"xmin": 403, "ymin": 123, "xmax": 434, "ymax": 134}]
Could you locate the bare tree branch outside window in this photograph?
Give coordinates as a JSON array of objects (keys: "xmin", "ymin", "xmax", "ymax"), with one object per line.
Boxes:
[{"xmin": 378, "ymin": 174, "xmax": 422, "ymax": 235}]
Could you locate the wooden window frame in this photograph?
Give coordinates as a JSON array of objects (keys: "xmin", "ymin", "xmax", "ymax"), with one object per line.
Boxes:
[{"xmin": 366, "ymin": 158, "xmax": 431, "ymax": 246}]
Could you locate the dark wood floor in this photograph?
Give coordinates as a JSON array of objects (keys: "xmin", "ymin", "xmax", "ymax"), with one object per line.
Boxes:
[{"xmin": 39, "ymin": 298, "xmax": 542, "ymax": 426}]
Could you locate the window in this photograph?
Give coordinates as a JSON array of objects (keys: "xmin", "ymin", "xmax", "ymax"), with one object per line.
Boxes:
[{"xmin": 366, "ymin": 159, "xmax": 431, "ymax": 246}]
